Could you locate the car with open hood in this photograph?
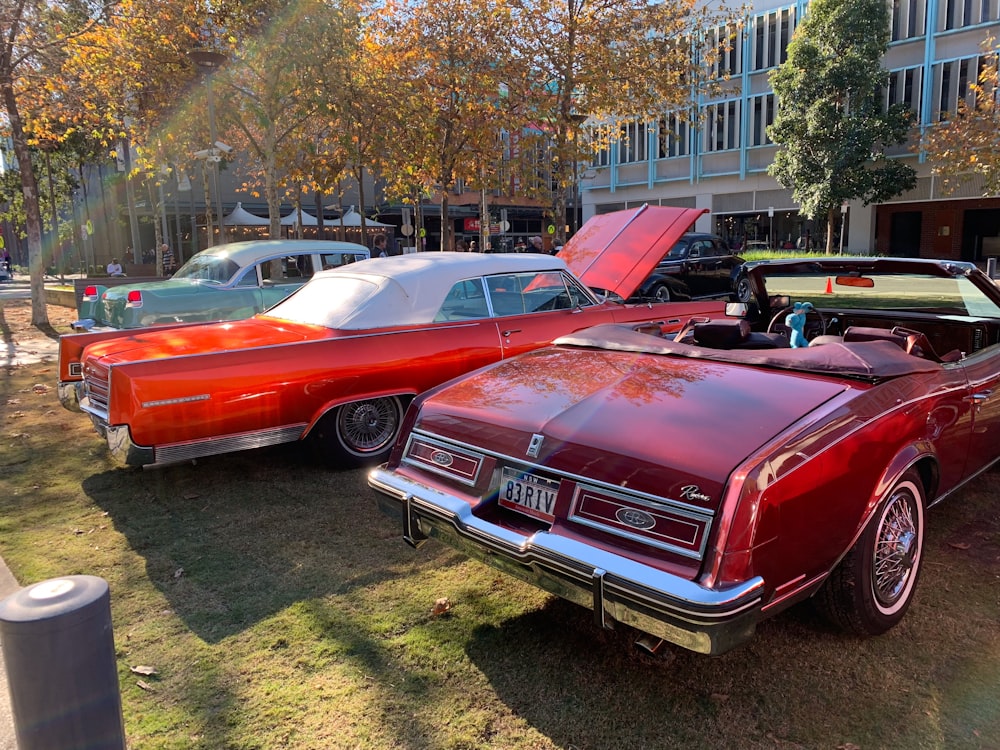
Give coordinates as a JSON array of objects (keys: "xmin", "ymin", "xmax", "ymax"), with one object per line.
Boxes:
[
  {"xmin": 370, "ymin": 256, "xmax": 1000, "ymax": 655},
  {"xmin": 74, "ymin": 239, "xmax": 369, "ymax": 330},
  {"xmin": 57, "ymin": 205, "xmax": 721, "ymax": 468},
  {"xmin": 630, "ymin": 232, "xmax": 744, "ymax": 303}
]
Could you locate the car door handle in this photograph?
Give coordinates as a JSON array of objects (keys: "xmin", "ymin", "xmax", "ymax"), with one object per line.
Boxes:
[
  {"xmin": 969, "ymin": 390, "xmax": 993, "ymax": 403},
  {"xmin": 501, "ymin": 328, "xmax": 522, "ymax": 337}
]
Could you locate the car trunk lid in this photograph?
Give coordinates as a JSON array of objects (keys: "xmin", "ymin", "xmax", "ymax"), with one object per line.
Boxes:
[
  {"xmin": 413, "ymin": 346, "xmax": 850, "ymax": 515},
  {"xmin": 82, "ymin": 318, "xmax": 329, "ymax": 364}
]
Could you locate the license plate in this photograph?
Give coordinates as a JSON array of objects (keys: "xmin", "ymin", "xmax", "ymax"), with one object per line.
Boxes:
[{"xmin": 498, "ymin": 467, "xmax": 560, "ymax": 522}]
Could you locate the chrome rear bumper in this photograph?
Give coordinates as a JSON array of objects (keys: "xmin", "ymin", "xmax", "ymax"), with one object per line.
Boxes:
[{"xmin": 369, "ymin": 466, "xmax": 765, "ymax": 655}]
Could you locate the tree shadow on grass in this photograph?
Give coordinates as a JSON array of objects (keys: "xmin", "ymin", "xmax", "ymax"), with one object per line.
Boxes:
[{"xmin": 80, "ymin": 444, "xmax": 441, "ymax": 644}]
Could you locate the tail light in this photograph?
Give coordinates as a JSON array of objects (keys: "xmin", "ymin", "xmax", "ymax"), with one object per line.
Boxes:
[
  {"xmin": 82, "ymin": 285, "xmax": 99, "ymax": 300},
  {"xmin": 126, "ymin": 290, "xmax": 143, "ymax": 307}
]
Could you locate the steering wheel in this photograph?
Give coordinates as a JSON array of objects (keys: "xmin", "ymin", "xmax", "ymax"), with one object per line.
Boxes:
[{"xmin": 767, "ymin": 302, "xmax": 828, "ymax": 342}]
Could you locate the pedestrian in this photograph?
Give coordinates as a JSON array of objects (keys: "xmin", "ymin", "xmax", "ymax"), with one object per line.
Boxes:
[
  {"xmin": 528, "ymin": 236, "xmax": 545, "ymax": 253},
  {"xmin": 2, "ymin": 249, "xmax": 11, "ymax": 276},
  {"xmin": 161, "ymin": 243, "xmax": 174, "ymax": 273},
  {"xmin": 373, "ymin": 234, "xmax": 388, "ymax": 257},
  {"xmin": 454, "ymin": 238, "xmax": 469, "ymax": 252},
  {"xmin": 513, "ymin": 239, "xmax": 526, "ymax": 253},
  {"xmin": 107, "ymin": 257, "xmax": 123, "ymax": 276}
]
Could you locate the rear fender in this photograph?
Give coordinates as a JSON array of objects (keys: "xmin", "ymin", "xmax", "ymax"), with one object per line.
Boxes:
[
  {"xmin": 826, "ymin": 441, "xmax": 936, "ymax": 574},
  {"xmin": 58, "ymin": 322, "xmax": 208, "ymax": 382},
  {"xmin": 304, "ymin": 389, "xmax": 418, "ymax": 437}
]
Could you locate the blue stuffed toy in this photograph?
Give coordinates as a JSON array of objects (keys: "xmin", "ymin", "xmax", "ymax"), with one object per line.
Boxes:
[{"xmin": 785, "ymin": 301, "xmax": 813, "ymax": 348}]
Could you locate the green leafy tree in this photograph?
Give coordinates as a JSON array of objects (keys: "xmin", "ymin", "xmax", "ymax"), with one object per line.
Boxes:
[
  {"xmin": 768, "ymin": 0, "xmax": 916, "ymax": 253},
  {"xmin": 919, "ymin": 35, "xmax": 1000, "ymax": 197}
]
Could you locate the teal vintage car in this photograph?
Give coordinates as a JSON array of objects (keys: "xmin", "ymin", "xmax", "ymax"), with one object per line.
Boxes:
[{"xmin": 75, "ymin": 239, "xmax": 370, "ymax": 330}]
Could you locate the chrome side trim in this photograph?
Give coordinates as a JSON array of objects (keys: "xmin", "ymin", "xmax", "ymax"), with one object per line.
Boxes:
[
  {"xmin": 100, "ymin": 423, "xmax": 306, "ymax": 467},
  {"xmin": 369, "ymin": 466, "xmax": 764, "ymax": 655},
  {"xmin": 153, "ymin": 424, "xmax": 307, "ymax": 465}
]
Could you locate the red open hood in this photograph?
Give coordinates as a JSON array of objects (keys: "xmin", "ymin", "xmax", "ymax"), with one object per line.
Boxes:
[{"xmin": 560, "ymin": 205, "xmax": 707, "ymax": 299}]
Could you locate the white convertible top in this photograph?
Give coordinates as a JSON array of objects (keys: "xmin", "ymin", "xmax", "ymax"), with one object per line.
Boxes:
[{"xmin": 315, "ymin": 252, "xmax": 571, "ymax": 329}]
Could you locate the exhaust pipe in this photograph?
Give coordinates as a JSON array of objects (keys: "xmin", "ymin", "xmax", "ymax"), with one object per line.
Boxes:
[{"xmin": 634, "ymin": 634, "xmax": 671, "ymax": 658}]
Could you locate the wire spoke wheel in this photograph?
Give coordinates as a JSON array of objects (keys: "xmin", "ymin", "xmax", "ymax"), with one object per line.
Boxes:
[
  {"xmin": 871, "ymin": 484, "xmax": 921, "ymax": 612},
  {"xmin": 336, "ymin": 397, "xmax": 402, "ymax": 456}
]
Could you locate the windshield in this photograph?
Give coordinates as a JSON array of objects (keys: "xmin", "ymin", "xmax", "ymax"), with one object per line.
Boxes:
[
  {"xmin": 665, "ymin": 241, "xmax": 690, "ymax": 259},
  {"xmin": 172, "ymin": 254, "xmax": 240, "ymax": 284},
  {"xmin": 760, "ymin": 271, "xmax": 1000, "ymax": 316},
  {"xmin": 260, "ymin": 276, "xmax": 380, "ymax": 328}
]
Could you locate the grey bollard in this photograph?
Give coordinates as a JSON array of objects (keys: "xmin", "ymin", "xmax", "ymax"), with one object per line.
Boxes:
[
  {"xmin": 0, "ymin": 575, "xmax": 126, "ymax": 750},
  {"xmin": 988, "ymin": 257, "xmax": 997, "ymax": 279}
]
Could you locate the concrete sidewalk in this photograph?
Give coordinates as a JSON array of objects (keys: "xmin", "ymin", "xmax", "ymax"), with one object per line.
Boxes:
[{"xmin": 0, "ymin": 559, "xmax": 19, "ymax": 749}]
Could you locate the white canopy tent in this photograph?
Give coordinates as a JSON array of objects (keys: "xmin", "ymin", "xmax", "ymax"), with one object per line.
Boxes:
[
  {"xmin": 222, "ymin": 202, "xmax": 270, "ymax": 227},
  {"xmin": 280, "ymin": 209, "xmax": 320, "ymax": 227},
  {"xmin": 322, "ymin": 207, "xmax": 392, "ymax": 228}
]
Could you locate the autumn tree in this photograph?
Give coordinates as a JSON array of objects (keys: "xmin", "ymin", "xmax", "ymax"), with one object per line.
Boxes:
[
  {"xmin": 211, "ymin": 0, "xmax": 360, "ymax": 238},
  {"xmin": 768, "ymin": 0, "xmax": 916, "ymax": 253},
  {"xmin": 370, "ymin": 0, "xmax": 519, "ymax": 252},
  {"xmin": 0, "ymin": 0, "xmax": 116, "ymax": 325},
  {"xmin": 920, "ymin": 35, "xmax": 1000, "ymax": 197},
  {"xmin": 504, "ymin": 0, "xmax": 737, "ymax": 243}
]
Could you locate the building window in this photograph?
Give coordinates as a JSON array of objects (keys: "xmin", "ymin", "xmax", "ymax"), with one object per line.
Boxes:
[
  {"xmin": 710, "ymin": 24, "xmax": 742, "ymax": 78},
  {"xmin": 750, "ymin": 7, "xmax": 796, "ymax": 72},
  {"xmin": 891, "ymin": 0, "xmax": 926, "ymax": 39},
  {"xmin": 886, "ymin": 66, "xmax": 923, "ymax": 114},
  {"xmin": 618, "ymin": 120, "xmax": 648, "ymax": 163},
  {"xmin": 933, "ymin": 54, "xmax": 992, "ymax": 117},
  {"xmin": 703, "ymin": 100, "xmax": 740, "ymax": 152},
  {"xmin": 939, "ymin": 0, "xmax": 999, "ymax": 30},
  {"xmin": 657, "ymin": 114, "xmax": 690, "ymax": 158},
  {"xmin": 748, "ymin": 94, "xmax": 775, "ymax": 146}
]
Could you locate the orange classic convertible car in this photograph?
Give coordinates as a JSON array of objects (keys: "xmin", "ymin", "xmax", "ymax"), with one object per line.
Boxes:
[{"xmin": 57, "ymin": 205, "xmax": 723, "ymax": 468}]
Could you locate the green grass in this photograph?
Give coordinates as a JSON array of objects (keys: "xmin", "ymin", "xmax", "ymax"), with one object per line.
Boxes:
[{"xmin": 2, "ymin": 324, "xmax": 999, "ymax": 748}]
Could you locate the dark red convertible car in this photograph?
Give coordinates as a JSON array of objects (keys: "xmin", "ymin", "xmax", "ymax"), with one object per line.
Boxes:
[{"xmin": 371, "ymin": 257, "xmax": 1000, "ymax": 654}]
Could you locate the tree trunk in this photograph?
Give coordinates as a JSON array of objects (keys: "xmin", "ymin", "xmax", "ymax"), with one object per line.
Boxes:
[
  {"xmin": 1, "ymin": 79, "xmax": 48, "ymax": 326},
  {"xmin": 826, "ymin": 205, "xmax": 836, "ymax": 255},
  {"xmin": 440, "ymin": 191, "xmax": 451, "ymax": 252}
]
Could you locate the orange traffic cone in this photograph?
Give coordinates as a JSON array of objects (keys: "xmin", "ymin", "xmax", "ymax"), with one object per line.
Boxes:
[{"xmin": 824, "ymin": 277, "xmax": 833, "ymax": 294}]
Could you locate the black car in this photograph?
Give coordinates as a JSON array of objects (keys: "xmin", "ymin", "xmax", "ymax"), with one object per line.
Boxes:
[{"xmin": 633, "ymin": 233, "xmax": 744, "ymax": 302}]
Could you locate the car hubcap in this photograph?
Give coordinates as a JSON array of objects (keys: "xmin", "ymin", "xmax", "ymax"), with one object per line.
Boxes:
[
  {"xmin": 338, "ymin": 399, "xmax": 399, "ymax": 454},
  {"xmin": 872, "ymin": 491, "xmax": 919, "ymax": 607}
]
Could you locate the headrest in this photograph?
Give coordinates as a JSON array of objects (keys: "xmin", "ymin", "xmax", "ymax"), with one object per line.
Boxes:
[{"xmin": 692, "ymin": 319, "xmax": 751, "ymax": 348}]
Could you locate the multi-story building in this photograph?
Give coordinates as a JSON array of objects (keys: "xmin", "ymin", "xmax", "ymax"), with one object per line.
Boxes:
[{"xmin": 581, "ymin": 0, "xmax": 1000, "ymax": 261}]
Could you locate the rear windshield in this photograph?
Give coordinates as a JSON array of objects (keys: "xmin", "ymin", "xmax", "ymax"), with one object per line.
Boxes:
[
  {"xmin": 172, "ymin": 255, "xmax": 240, "ymax": 284},
  {"xmin": 261, "ymin": 276, "xmax": 380, "ymax": 328}
]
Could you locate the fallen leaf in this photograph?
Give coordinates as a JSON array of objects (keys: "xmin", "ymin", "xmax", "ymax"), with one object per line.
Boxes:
[
  {"xmin": 136, "ymin": 680, "xmax": 156, "ymax": 692},
  {"xmin": 431, "ymin": 597, "xmax": 452, "ymax": 616},
  {"xmin": 948, "ymin": 542, "xmax": 972, "ymax": 550},
  {"xmin": 183, "ymin": 493, "xmax": 200, "ymax": 500},
  {"xmin": 173, "ymin": 568, "xmax": 184, "ymax": 579},
  {"xmin": 837, "ymin": 744, "xmax": 861, "ymax": 750},
  {"xmin": 31, "ymin": 384, "xmax": 48, "ymax": 394},
  {"xmin": 130, "ymin": 665, "xmax": 158, "ymax": 676}
]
